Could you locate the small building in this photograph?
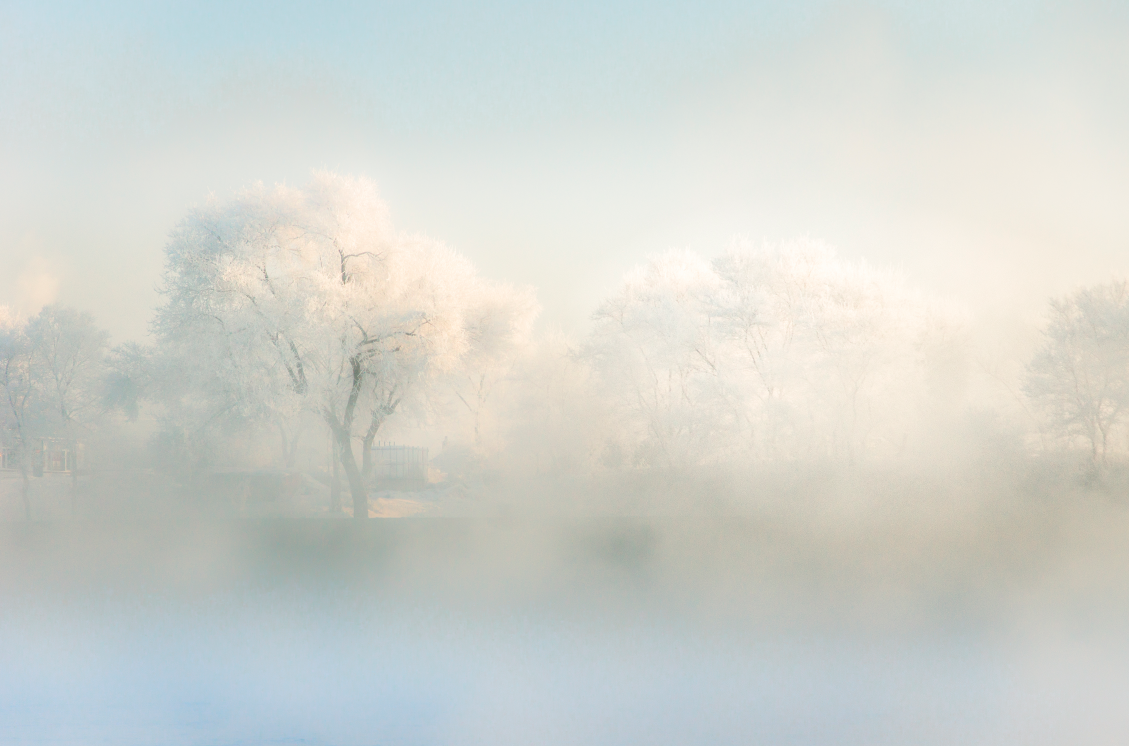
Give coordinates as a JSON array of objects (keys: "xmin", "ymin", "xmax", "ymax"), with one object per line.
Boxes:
[
  {"xmin": 370, "ymin": 442, "xmax": 429, "ymax": 489},
  {"xmin": 42, "ymin": 438, "xmax": 83, "ymax": 473},
  {"xmin": 0, "ymin": 438, "xmax": 84, "ymax": 474}
]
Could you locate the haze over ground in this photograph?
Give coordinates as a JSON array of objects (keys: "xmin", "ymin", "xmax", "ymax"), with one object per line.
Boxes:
[
  {"xmin": 4, "ymin": 3, "xmax": 1129, "ymax": 744},
  {"xmin": 3, "ymin": 0, "xmax": 1128, "ymax": 343}
]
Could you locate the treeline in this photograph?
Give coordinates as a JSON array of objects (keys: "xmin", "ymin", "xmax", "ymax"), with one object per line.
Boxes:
[{"xmin": 2, "ymin": 172, "xmax": 1128, "ymax": 518}]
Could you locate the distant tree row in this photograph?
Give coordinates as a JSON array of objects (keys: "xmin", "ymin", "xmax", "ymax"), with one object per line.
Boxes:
[
  {"xmin": 582, "ymin": 243, "xmax": 968, "ymax": 467},
  {"xmin": 4, "ymin": 171, "xmax": 1129, "ymax": 519},
  {"xmin": 584, "ymin": 248, "xmax": 1129, "ymax": 473}
]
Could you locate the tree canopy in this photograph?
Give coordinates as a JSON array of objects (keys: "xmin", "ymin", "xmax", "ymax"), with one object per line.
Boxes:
[
  {"xmin": 153, "ymin": 171, "xmax": 537, "ymax": 517},
  {"xmin": 1025, "ymin": 281, "xmax": 1129, "ymax": 467},
  {"xmin": 0, "ymin": 305, "xmax": 109, "ymax": 517},
  {"xmin": 584, "ymin": 241, "xmax": 967, "ymax": 467}
]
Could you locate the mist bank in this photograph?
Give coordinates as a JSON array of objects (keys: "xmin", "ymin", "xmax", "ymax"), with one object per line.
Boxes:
[
  {"xmin": 2, "ymin": 440, "xmax": 1122, "ymax": 526},
  {"xmin": 4, "ymin": 498, "xmax": 1129, "ymax": 744},
  {"xmin": 5, "ymin": 456, "xmax": 1129, "ymax": 636}
]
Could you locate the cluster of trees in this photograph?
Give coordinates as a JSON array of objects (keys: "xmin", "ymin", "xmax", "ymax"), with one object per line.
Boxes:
[
  {"xmin": 582, "ymin": 247, "xmax": 1129, "ymax": 474},
  {"xmin": 2, "ymin": 175, "xmax": 540, "ymax": 520},
  {"xmin": 4, "ymin": 170, "xmax": 1129, "ymax": 520},
  {"xmin": 583, "ymin": 243, "xmax": 967, "ymax": 467},
  {"xmin": 0, "ymin": 306, "xmax": 110, "ymax": 517}
]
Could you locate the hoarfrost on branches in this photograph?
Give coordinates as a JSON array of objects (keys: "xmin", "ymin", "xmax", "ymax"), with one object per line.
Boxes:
[
  {"xmin": 585, "ymin": 240, "xmax": 968, "ymax": 467},
  {"xmin": 154, "ymin": 172, "xmax": 537, "ymax": 517},
  {"xmin": 1024, "ymin": 281, "xmax": 1129, "ymax": 468}
]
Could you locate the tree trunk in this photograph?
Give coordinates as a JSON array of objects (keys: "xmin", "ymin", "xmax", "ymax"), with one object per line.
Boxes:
[
  {"xmin": 20, "ymin": 465, "xmax": 30, "ymax": 521},
  {"xmin": 330, "ymin": 437, "xmax": 342, "ymax": 513},
  {"xmin": 279, "ymin": 423, "xmax": 301, "ymax": 470},
  {"xmin": 288, "ymin": 432, "xmax": 300, "ymax": 469},
  {"xmin": 326, "ymin": 356, "xmax": 368, "ymax": 518},
  {"xmin": 334, "ymin": 429, "xmax": 368, "ymax": 518},
  {"xmin": 67, "ymin": 436, "xmax": 78, "ymax": 516}
]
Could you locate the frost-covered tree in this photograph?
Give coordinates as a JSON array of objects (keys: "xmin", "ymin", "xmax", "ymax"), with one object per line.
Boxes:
[
  {"xmin": 154, "ymin": 172, "xmax": 535, "ymax": 518},
  {"xmin": 715, "ymin": 242, "xmax": 963, "ymax": 460},
  {"xmin": 1024, "ymin": 281, "xmax": 1129, "ymax": 467},
  {"xmin": 26, "ymin": 306, "xmax": 110, "ymax": 511},
  {"xmin": 26, "ymin": 306, "xmax": 110, "ymax": 431},
  {"xmin": 443, "ymin": 283, "xmax": 539, "ymax": 453},
  {"xmin": 0, "ymin": 305, "xmax": 109, "ymax": 516},
  {"xmin": 0, "ymin": 316, "xmax": 41, "ymax": 518},
  {"xmin": 585, "ymin": 241, "xmax": 966, "ymax": 467},
  {"xmin": 585, "ymin": 251, "xmax": 730, "ymax": 467}
]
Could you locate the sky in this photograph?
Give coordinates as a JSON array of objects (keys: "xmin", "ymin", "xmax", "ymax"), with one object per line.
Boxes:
[{"xmin": 2, "ymin": 0, "xmax": 1128, "ymax": 342}]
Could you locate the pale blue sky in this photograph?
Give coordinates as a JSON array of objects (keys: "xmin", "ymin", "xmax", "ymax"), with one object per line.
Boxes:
[{"xmin": 2, "ymin": 0, "xmax": 1127, "ymax": 341}]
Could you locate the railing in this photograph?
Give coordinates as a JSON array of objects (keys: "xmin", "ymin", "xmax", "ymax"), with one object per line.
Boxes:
[{"xmin": 370, "ymin": 443, "xmax": 429, "ymax": 483}]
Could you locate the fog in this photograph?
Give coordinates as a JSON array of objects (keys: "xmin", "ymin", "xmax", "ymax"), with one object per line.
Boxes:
[
  {"xmin": 4, "ymin": 1, "xmax": 1129, "ymax": 744},
  {"xmin": 6, "ymin": 498, "xmax": 1129, "ymax": 744}
]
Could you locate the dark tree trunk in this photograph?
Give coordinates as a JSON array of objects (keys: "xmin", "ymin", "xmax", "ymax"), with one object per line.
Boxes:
[
  {"xmin": 325, "ymin": 355, "xmax": 369, "ymax": 519},
  {"xmin": 69, "ymin": 436, "xmax": 79, "ymax": 515},
  {"xmin": 330, "ymin": 438, "xmax": 342, "ymax": 513},
  {"xmin": 279, "ymin": 423, "xmax": 301, "ymax": 470},
  {"xmin": 20, "ymin": 465, "xmax": 30, "ymax": 521},
  {"xmin": 334, "ymin": 429, "xmax": 367, "ymax": 518}
]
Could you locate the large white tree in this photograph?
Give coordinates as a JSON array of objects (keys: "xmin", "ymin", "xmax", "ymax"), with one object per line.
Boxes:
[
  {"xmin": 1024, "ymin": 281, "xmax": 1129, "ymax": 467},
  {"xmin": 154, "ymin": 172, "xmax": 535, "ymax": 517}
]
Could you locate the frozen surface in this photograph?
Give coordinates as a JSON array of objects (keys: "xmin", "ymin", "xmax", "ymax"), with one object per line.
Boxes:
[{"xmin": 2, "ymin": 512, "xmax": 1129, "ymax": 745}]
